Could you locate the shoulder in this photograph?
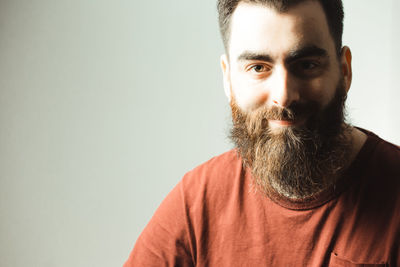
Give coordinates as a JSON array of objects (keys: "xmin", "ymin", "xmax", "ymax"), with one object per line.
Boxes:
[
  {"xmin": 183, "ymin": 149, "xmax": 243, "ymax": 182},
  {"xmin": 363, "ymin": 130, "xmax": 400, "ymax": 172},
  {"xmin": 178, "ymin": 149, "xmax": 246, "ymax": 206},
  {"xmin": 374, "ymin": 136, "xmax": 400, "ymax": 160},
  {"xmin": 355, "ymin": 129, "xmax": 400, "ymax": 198}
]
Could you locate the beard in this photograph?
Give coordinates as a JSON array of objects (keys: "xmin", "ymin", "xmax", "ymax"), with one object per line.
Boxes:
[{"xmin": 229, "ymin": 79, "xmax": 352, "ymax": 200}]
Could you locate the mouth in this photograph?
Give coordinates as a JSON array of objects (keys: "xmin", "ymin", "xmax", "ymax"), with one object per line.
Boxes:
[{"xmin": 268, "ymin": 118, "xmax": 306, "ymax": 128}]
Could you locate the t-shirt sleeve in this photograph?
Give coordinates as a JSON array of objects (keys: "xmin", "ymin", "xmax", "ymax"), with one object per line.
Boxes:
[{"xmin": 123, "ymin": 181, "xmax": 194, "ymax": 267}]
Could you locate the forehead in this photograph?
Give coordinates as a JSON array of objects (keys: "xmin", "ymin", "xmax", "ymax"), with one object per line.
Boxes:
[{"xmin": 228, "ymin": 1, "xmax": 335, "ymax": 60}]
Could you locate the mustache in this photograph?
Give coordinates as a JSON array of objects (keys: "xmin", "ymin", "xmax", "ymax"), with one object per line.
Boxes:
[{"xmin": 256, "ymin": 101, "xmax": 320, "ymax": 122}]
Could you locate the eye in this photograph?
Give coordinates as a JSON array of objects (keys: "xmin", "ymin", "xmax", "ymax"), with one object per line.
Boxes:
[
  {"xmin": 248, "ymin": 64, "xmax": 270, "ymax": 73},
  {"xmin": 300, "ymin": 61, "xmax": 319, "ymax": 70},
  {"xmin": 290, "ymin": 59, "xmax": 324, "ymax": 78}
]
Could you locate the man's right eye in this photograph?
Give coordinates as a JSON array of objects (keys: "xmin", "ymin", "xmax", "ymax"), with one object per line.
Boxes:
[{"xmin": 248, "ymin": 64, "xmax": 270, "ymax": 73}]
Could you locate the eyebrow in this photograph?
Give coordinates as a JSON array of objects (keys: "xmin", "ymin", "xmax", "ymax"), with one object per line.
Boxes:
[
  {"xmin": 237, "ymin": 52, "xmax": 273, "ymax": 62},
  {"xmin": 236, "ymin": 45, "xmax": 329, "ymax": 64},
  {"xmin": 285, "ymin": 45, "xmax": 329, "ymax": 64}
]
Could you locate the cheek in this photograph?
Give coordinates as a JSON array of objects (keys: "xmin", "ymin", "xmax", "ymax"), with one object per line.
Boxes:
[
  {"xmin": 230, "ymin": 68, "xmax": 270, "ymax": 111},
  {"xmin": 302, "ymin": 79, "xmax": 336, "ymax": 107},
  {"xmin": 231, "ymin": 81, "xmax": 268, "ymax": 111}
]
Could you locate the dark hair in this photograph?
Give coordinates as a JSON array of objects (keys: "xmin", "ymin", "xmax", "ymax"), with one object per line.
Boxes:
[{"xmin": 217, "ymin": 0, "xmax": 344, "ymax": 55}]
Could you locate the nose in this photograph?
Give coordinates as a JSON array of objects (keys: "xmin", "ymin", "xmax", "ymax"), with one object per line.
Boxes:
[{"xmin": 268, "ymin": 66, "xmax": 299, "ymax": 107}]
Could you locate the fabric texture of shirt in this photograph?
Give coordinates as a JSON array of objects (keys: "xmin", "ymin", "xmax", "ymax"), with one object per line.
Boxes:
[{"xmin": 124, "ymin": 129, "xmax": 400, "ymax": 266}]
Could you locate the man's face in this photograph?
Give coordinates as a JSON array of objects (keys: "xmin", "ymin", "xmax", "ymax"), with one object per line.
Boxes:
[
  {"xmin": 221, "ymin": 1, "xmax": 351, "ymax": 132},
  {"xmin": 221, "ymin": 1, "xmax": 353, "ymax": 199}
]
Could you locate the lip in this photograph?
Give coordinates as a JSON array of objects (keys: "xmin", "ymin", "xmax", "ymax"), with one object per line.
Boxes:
[
  {"xmin": 268, "ymin": 118, "xmax": 306, "ymax": 128},
  {"xmin": 269, "ymin": 120, "xmax": 295, "ymax": 126}
]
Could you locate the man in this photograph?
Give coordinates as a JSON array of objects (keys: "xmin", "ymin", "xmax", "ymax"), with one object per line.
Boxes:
[{"xmin": 125, "ymin": 0, "xmax": 400, "ymax": 266}]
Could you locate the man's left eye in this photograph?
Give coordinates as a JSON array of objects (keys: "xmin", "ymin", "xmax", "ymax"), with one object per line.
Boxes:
[
  {"xmin": 300, "ymin": 61, "xmax": 318, "ymax": 70},
  {"xmin": 290, "ymin": 60, "xmax": 323, "ymax": 78}
]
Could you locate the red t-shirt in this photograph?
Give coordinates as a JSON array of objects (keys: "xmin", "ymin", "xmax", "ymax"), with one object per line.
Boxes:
[{"xmin": 125, "ymin": 130, "xmax": 400, "ymax": 266}]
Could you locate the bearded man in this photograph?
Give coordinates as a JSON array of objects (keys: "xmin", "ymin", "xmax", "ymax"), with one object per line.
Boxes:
[{"xmin": 124, "ymin": 0, "xmax": 400, "ymax": 266}]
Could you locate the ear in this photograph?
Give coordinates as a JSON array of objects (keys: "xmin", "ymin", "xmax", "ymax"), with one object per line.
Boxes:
[
  {"xmin": 340, "ymin": 46, "xmax": 352, "ymax": 93},
  {"xmin": 220, "ymin": 54, "xmax": 232, "ymax": 101}
]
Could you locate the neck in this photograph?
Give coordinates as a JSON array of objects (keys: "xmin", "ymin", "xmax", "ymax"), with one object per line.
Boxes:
[{"xmin": 345, "ymin": 126, "xmax": 368, "ymax": 169}]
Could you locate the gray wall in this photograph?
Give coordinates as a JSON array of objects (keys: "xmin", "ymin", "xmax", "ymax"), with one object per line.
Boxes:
[
  {"xmin": 344, "ymin": 1, "xmax": 400, "ymax": 142},
  {"xmin": 0, "ymin": 1, "xmax": 399, "ymax": 266}
]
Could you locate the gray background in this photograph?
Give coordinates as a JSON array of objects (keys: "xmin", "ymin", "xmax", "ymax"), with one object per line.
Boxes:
[{"xmin": 1, "ymin": 0, "xmax": 399, "ymax": 266}]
